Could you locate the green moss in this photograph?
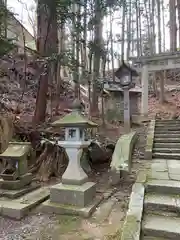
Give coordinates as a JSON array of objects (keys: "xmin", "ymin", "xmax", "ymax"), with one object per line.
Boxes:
[
  {"xmin": 105, "ymin": 229, "xmax": 122, "ymax": 239},
  {"xmin": 136, "ymin": 170, "xmax": 147, "ymax": 183},
  {"xmin": 57, "ymin": 215, "xmax": 81, "ymax": 233},
  {"xmin": 121, "ymin": 215, "xmax": 139, "ymax": 240}
]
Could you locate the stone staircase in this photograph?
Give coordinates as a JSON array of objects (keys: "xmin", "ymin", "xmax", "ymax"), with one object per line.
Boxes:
[
  {"xmin": 141, "ymin": 119, "xmax": 180, "ymax": 240},
  {"xmin": 153, "ymin": 120, "xmax": 180, "ymax": 159}
]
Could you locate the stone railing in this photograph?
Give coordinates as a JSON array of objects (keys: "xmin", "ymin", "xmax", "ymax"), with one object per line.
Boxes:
[{"xmin": 110, "ymin": 131, "xmax": 138, "ymax": 184}]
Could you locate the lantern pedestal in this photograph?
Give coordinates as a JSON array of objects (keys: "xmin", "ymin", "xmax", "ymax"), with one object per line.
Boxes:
[
  {"xmin": 60, "ymin": 141, "xmax": 89, "ymax": 185},
  {"xmin": 42, "ymin": 140, "xmax": 101, "ymax": 217}
]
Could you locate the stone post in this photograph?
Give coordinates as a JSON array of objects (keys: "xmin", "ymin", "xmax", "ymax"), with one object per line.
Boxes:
[
  {"xmin": 123, "ymin": 88, "xmax": 130, "ymax": 132},
  {"xmin": 141, "ymin": 65, "xmax": 149, "ymax": 116}
]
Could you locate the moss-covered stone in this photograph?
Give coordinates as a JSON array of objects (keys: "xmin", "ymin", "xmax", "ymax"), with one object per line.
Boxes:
[
  {"xmin": 51, "ymin": 111, "xmax": 97, "ymax": 128},
  {"xmin": 121, "ymin": 215, "xmax": 139, "ymax": 240},
  {"xmin": 110, "ymin": 131, "xmax": 138, "ymax": 174},
  {"xmin": 136, "ymin": 170, "xmax": 147, "ymax": 183},
  {"xmin": 121, "ymin": 183, "xmax": 144, "ymax": 240}
]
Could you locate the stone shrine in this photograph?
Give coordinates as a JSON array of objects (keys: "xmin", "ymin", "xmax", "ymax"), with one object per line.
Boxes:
[
  {"xmin": 104, "ymin": 62, "xmax": 140, "ymax": 125},
  {"xmin": 0, "ymin": 142, "xmax": 33, "ymax": 190},
  {"xmin": 0, "ymin": 142, "xmax": 49, "ymax": 219},
  {"xmin": 42, "ymin": 100, "xmax": 102, "ymax": 217},
  {"xmin": 104, "ymin": 85, "xmax": 142, "ymax": 122}
]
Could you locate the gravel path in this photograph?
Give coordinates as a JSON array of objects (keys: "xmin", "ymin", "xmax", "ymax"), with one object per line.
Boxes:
[{"xmin": 0, "ymin": 214, "xmax": 58, "ymax": 240}]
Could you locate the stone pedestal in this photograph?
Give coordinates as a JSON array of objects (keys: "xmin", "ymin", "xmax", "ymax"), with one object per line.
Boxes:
[
  {"xmin": 42, "ymin": 141, "xmax": 101, "ymax": 217},
  {"xmin": 141, "ymin": 65, "xmax": 149, "ymax": 116}
]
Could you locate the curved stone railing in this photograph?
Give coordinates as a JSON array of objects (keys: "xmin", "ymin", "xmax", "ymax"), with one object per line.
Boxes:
[{"xmin": 110, "ymin": 132, "xmax": 138, "ymax": 184}]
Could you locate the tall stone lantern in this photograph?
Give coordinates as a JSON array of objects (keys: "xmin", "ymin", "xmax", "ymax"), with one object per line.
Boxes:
[
  {"xmin": 42, "ymin": 100, "xmax": 99, "ymax": 216},
  {"xmin": 115, "ymin": 61, "xmax": 138, "ymax": 132}
]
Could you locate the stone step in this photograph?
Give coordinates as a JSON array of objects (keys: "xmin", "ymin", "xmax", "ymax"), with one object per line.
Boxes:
[
  {"xmin": 154, "ymin": 138, "xmax": 180, "ymax": 143},
  {"xmin": 155, "ymin": 127, "xmax": 180, "ymax": 131},
  {"xmin": 156, "ymin": 120, "xmax": 180, "ymax": 123},
  {"xmin": 155, "ymin": 123, "xmax": 180, "ymax": 126},
  {"xmin": 153, "ymin": 143, "xmax": 180, "ymax": 148},
  {"xmin": 0, "ymin": 187, "xmax": 49, "ymax": 219},
  {"xmin": 156, "ymin": 121, "xmax": 180, "ymax": 125},
  {"xmin": 153, "ymin": 148, "xmax": 180, "ymax": 154},
  {"xmin": 154, "ymin": 133, "xmax": 180, "ymax": 138},
  {"xmin": 146, "ymin": 179, "xmax": 180, "ymax": 195},
  {"xmin": 155, "ymin": 130, "xmax": 180, "ymax": 134},
  {"xmin": 144, "ymin": 193, "xmax": 180, "ymax": 213},
  {"xmin": 155, "ymin": 122, "xmax": 180, "ymax": 125},
  {"xmin": 141, "ymin": 235, "xmax": 170, "ymax": 240},
  {"xmin": 142, "ymin": 214, "xmax": 180, "ymax": 239},
  {"xmin": 153, "ymin": 152, "xmax": 180, "ymax": 160}
]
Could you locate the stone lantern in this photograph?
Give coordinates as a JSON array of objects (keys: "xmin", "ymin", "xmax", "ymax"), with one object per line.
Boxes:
[
  {"xmin": 42, "ymin": 99, "xmax": 99, "ymax": 216},
  {"xmin": 114, "ymin": 61, "xmax": 138, "ymax": 132}
]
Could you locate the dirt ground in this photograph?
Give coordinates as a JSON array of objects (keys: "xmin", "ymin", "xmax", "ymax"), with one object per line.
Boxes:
[{"xmin": 0, "ymin": 125, "xmax": 148, "ymax": 240}]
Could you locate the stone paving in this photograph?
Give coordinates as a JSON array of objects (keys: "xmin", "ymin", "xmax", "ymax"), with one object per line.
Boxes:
[
  {"xmin": 150, "ymin": 159, "xmax": 180, "ymax": 181},
  {"xmin": 141, "ymin": 119, "xmax": 180, "ymax": 240}
]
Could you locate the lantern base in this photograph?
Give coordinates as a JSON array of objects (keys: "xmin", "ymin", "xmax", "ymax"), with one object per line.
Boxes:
[
  {"xmin": 42, "ymin": 195, "xmax": 103, "ymax": 218},
  {"xmin": 50, "ymin": 182, "xmax": 96, "ymax": 207},
  {"xmin": 0, "ymin": 173, "xmax": 32, "ymax": 190}
]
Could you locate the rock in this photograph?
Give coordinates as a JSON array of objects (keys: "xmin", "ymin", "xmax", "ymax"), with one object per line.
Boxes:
[{"xmin": 88, "ymin": 141, "xmax": 109, "ymax": 163}]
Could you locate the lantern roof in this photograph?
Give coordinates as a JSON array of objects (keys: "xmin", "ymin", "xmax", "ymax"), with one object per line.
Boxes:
[
  {"xmin": 115, "ymin": 61, "xmax": 138, "ymax": 80},
  {"xmin": 51, "ymin": 99, "xmax": 98, "ymax": 128},
  {"xmin": 51, "ymin": 111, "xmax": 98, "ymax": 128}
]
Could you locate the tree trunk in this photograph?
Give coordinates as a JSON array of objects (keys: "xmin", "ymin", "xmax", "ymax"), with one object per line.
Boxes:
[
  {"xmin": 109, "ymin": 8, "xmax": 115, "ymax": 81},
  {"xmin": 162, "ymin": 1, "xmax": 166, "ymax": 51},
  {"xmin": 136, "ymin": 0, "xmax": 140, "ymax": 57},
  {"xmin": 169, "ymin": 0, "xmax": 177, "ymax": 52},
  {"xmin": 177, "ymin": 0, "xmax": 180, "ymax": 48},
  {"xmin": 91, "ymin": 0, "xmax": 103, "ymax": 115},
  {"xmin": 144, "ymin": 0, "xmax": 153, "ymax": 55},
  {"xmin": 82, "ymin": 0, "xmax": 87, "ymax": 77},
  {"xmin": 121, "ymin": 1, "xmax": 126, "ymax": 61},
  {"xmin": 138, "ymin": 0, "xmax": 142, "ymax": 56},
  {"xmin": 156, "ymin": 0, "xmax": 161, "ymax": 53},
  {"xmin": 126, "ymin": 0, "xmax": 132, "ymax": 60},
  {"xmin": 33, "ymin": 1, "xmax": 58, "ymax": 123},
  {"xmin": 75, "ymin": 3, "xmax": 81, "ymax": 99},
  {"xmin": 151, "ymin": 0, "xmax": 156, "ymax": 53}
]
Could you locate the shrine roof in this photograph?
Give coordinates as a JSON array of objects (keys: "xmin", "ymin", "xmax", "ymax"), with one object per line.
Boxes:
[
  {"xmin": 104, "ymin": 83, "xmax": 142, "ymax": 93},
  {"xmin": 0, "ymin": 142, "xmax": 31, "ymax": 158}
]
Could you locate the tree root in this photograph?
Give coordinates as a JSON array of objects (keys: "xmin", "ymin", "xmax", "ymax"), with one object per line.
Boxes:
[{"xmin": 29, "ymin": 141, "xmax": 68, "ymax": 182}]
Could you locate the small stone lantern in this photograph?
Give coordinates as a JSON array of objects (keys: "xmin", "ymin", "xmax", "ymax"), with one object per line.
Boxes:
[
  {"xmin": 51, "ymin": 99, "xmax": 97, "ymax": 185},
  {"xmin": 114, "ymin": 61, "xmax": 138, "ymax": 132},
  {"xmin": 43, "ymin": 100, "xmax": 99, "ymax": 215}
]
